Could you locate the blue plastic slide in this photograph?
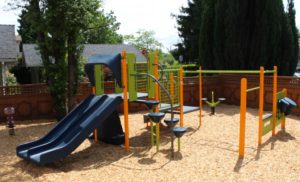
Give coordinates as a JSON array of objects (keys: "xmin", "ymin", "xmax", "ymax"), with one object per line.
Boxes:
[{"xmin": 16, "ymin": 94, "xmax": 122, "ymax": 165}]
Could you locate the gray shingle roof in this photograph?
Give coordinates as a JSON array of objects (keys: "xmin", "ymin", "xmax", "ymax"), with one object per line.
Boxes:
[
  {"xmin": 0, "ymin": 25, "xmax": 18, "ymax": 62},
  {"xmin": 23, "ymin": 44, "xmax": 42, "ymax": 67},
  {"xmin": 83, "ymin": 44, "xmax": 147, "ymax": 62},
  {"xmin": 23, "ymin": 44, "xmax": 147, "ymax": 67}
]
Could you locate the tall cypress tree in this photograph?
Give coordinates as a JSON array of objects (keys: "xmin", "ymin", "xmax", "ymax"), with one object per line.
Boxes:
[
  {"xmin": 286, "ymin": 0, "xmax": 299, "ymax": 75},
  {"xmin": 197, "ymin": 0, "xmax": 298, "ymax": 75},
  {"xmin": 175, "ymin": 0, "xmax": 202, "ymax": 63}
]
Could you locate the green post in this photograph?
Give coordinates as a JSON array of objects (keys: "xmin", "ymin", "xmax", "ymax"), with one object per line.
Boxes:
[
  {"xmin": 156, "ymin": 123, "xmax": 160, "ymax": 151},
  {"xmin": 148, "ymin": 53, "xmax": 155, "ymax": 99},
  {"xmin": 151, "ymin": 120, "xmax": 154, "ymax": 146},
  {"xmin": 94, "ymin": 65, "xmax": 104, "ymax": 95},
  {"xmin": 115, "ymin": 82, "xmax": 122, "ymax": 93},
  {"xmin": 127, "ymin": 53, "xmax": 137, "ymax": 101}
]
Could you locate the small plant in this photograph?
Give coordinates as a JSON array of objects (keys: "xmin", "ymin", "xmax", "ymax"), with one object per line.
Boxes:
[{"xmin": 6, "ymin": 72, "xmax": 18, "ymax": 86}]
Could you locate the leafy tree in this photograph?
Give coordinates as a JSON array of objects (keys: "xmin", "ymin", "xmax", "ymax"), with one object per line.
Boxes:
[
  {"xmin": 14, "ymin": 0, "xmax": 122, "ymax": 118},
  {"xmin": 124, "ymin": 29, "xmax": 163, "ymax": 51},
  {"xmin": 82, "ymin": 11, "xmax": 123, "ymax": 44}
]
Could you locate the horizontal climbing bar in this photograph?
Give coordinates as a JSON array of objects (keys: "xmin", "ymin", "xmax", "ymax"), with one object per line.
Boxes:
[
  {"xmin": 201, "ymin": 70, "xmax": 271, "ymax": 74},
  {"xmin": 246, "ymin": 86, "xmax": 260, "ymax": 92},
  {"xmin": 167, "ymin": 64, "xmax": 197, "ymax": 69},
  {"xmin": 264, "ymin": 70, "xmax": 277, "ymax": 74},
  {"xmin": 159, "ymin": 69, "xmax": 180, "ymax": 72},
  {"xmin": 158, "ymin": 69, "xmax": 277, "ymax": 74},
  {"xmin": 184, "ymin": 70, "xmax": 200, "ymax": 74}
]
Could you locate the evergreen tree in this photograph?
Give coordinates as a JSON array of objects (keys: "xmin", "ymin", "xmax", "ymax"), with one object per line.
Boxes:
[
  {"xmin": 174, "ymin": 0, "xmax": 202, "ymax": 63},
  {"xmin": 286, "ymin": 0, "xmax": 299, "ymax": 75},
  {"xmin": 197, "ymin": 0, "xmax": 298, "ymax": 75}
]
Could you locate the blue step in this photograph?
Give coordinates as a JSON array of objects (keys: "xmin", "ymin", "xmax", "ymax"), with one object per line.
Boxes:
[
  {"xmin": 172, "ymin": 127, "xmax": 187, "ymax": 138},
  {"xmin": 136, "ymin": 100, "xmax": 160, "ymax": 110},
  {"xmin": 148, "ymin": 112, "xmax": 165, "ymax": 123},
  {"xmin": 164, "ymin": 118, "xmax": 180, "ymax": 127}
]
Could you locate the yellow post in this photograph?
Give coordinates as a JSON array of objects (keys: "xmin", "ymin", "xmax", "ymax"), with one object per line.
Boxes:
[
  {"xmin": 92, "ymin": 86, "xmax": 99, "ymax": 142},
  {"xmin": 272, "ymin": 66, "xmax": 277, "ymax": 136},
  {"xmin": 258, "ymin": 67, "xmax": 264, "ymax": 145},
  {"xmin": 179, "ymin": 65, "xmax": 184, "ymax": 127},
  {"xmin": 121, "ymin": 50, "xmax": 129, "ymax": 151},
  {"xmin": 281, "ymin": 88, "xmax": 287, "ymax": 129},
  {"xmin": 199, "ymin": 66, "xmax": 202, "ymax": 127},
  {"xmin": 239, "ymin": 78, "xmax": 247, "ymax": 158},
  {"xmin": 170, "ymin": 73, "xmax": 174, "ymax": 103}
]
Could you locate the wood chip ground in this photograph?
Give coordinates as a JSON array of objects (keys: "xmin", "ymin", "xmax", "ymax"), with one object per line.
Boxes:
[{"xmin": 0, "ymin": 104, "xmax": 299, "ymax": 181}]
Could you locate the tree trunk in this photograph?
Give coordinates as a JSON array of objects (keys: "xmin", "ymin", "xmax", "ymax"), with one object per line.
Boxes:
[{"xmin": 67, "ymin": 34, "xmax": 78, "ymax": 112}]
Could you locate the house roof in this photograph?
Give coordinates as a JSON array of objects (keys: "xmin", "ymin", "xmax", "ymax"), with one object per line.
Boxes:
[
  {"xmin": 23, "ymin": 44, "xmax": 42, "ymax": 67},
  {"xmin": 0, "ymin": 25, "xmax": 18, "ymax": 62},
  {"xmin": 23, "ymin": 44, "xmax": 147, "ymax": 67},
  {"xmin": 83, "ymin": 44, "xmax": 147, "ymax": 62}
]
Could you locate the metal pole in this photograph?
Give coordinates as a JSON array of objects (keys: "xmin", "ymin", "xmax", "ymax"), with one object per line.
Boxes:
[
  {"xmin": 122, "ymin": 50, "xmax": 130, "ymax": 151},
  {"xmin": 239, "ymin": 78, "xmax": 247, "ymax": 158},
  {"xmin": 258, "ymin": 67, "xmax": 264, "ymax": 145},
  {"xmin": 272, "ymin": 66, "xmax": 277, "ymax": 136}
]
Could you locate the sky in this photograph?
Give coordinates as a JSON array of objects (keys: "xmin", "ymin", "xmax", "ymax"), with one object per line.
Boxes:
[{"xmin": 1, "ymin": 0, "xmax": 300, "ymax": 51}]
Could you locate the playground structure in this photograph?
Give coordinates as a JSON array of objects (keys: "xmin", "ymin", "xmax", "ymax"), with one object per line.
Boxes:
[
  {"xmin": 15, "ymin": 50, "xmax": 298, "ymax": 164},
  {"xmin": 162, "ymin": 65, "xmax": 297, "ymax": 158}
]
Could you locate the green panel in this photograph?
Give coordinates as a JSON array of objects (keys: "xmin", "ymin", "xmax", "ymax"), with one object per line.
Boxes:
[
  {"xmin": 94, "ymin": 65, "xmax": 104, "ymax": 95},
  {"xmin": 148, "ymin": 53, "xmax": 155, "ymax": 99},
  {"xmin": 277, "ymin": 90, "xmax": 286, "ymax": 100},
  {"xmin": 262, "ymin": 115, "xmax": 284, "ymax": 136},
  {"xmin": 127, "ymin": 53, "xmax": 137, "ymax": 101},
  {"xmin": 115, "ymin": 81, "xmax": 122, "ymax": 93},
  {"xmin": 262, "ymin": 90, "xmax": 286, "ymax": 136}
]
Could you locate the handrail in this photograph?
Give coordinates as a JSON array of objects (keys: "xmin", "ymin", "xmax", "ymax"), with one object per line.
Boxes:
[{"xmin": 131, "ymin": 73, "xmax": 174, "ymax": 120}]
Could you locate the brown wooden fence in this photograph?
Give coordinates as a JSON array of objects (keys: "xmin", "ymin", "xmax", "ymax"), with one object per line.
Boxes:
[
  {"xmin": 183, "ymin": 75, "xmax": 300, "ymax": 115},
  {"xmin": 0, "ymin": 75, "xmax": 299, "ymax": 121}
]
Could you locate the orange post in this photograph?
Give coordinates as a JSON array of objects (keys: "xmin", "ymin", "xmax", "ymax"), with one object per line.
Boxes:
[
  {"xmin": 170, "ymin": 73, "xmax": 174, "ymax": 103},
  {"xmin": 239, "ymin": 78, "xmax": 247, "ymax": 158},
  {"xmin": 121, "ymin": 50, "xmax": 129, "ymax": 151},
  {"xmin": 272, "ymin": 66, "xmax": 277, "ymax": 136},
  {"xmin": 179, "ymin": 65, "xmax": 184, "ymax": 127},
  {"xmin": 281, "ymin": 88, "xmax": 287, "ymax": 129},
  {"xmin": 258, "ymin": 67, "xmax": 264, "ymax": 145},
  {"xmin": 199, "ymin": 66, "xmax": 202, "ymax": 127}
]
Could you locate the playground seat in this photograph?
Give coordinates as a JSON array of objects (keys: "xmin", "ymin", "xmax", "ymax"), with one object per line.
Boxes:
[
  {"xmin": 148, "ymin": 112, "xmax": 165, "ymax": 123},
  {"xmin": 172, "ymin": 127, "xmax": 187, "ymax": 138},
  {"xmin": 278, "ymin": 98, "xmax": 289, "ymax": 114},
  {"xmin": 164, "ymin": 118, "xmax": 180, "ymax": 128},
  {"xmin": 282, "ymin": 97, "xmax": 297, "ymax": 116}
]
